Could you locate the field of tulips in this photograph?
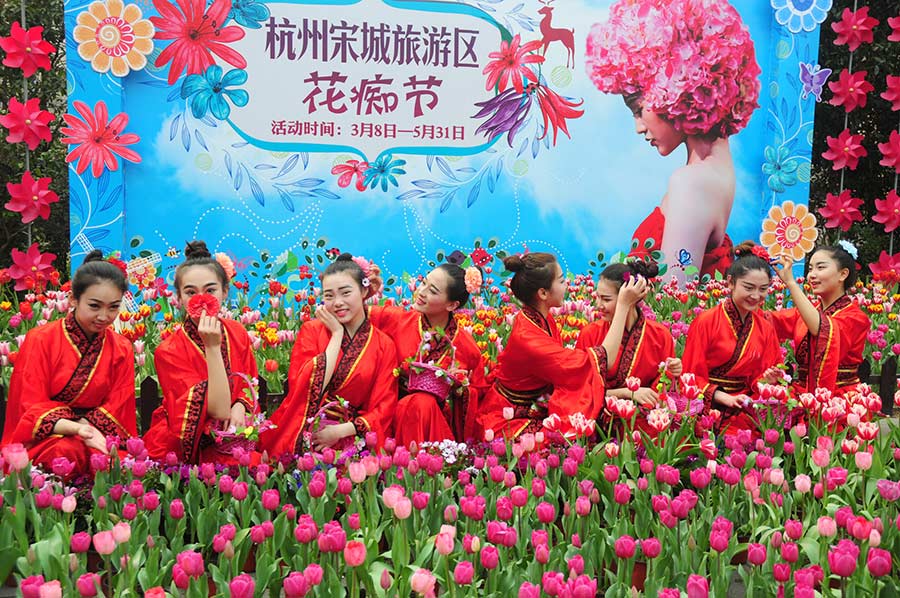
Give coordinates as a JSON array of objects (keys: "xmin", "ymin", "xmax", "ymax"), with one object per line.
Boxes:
[{"xmin": 1, "ymin": 375, "xmax": 899, "ymax": 597}]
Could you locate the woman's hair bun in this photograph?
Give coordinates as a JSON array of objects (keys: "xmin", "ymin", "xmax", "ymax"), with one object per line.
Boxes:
[
  {"xmin": 503, "ymin": 255, "xmax": 525, "ymax": 273},
  {"xmin": 184, "ymin": 240, "xmax": 212, "ymax": 260},
  {"xmin": 82, "ymin": 249, "xmax": 105, "ymax": 264},
  {"xmin": 629, "ymin": 260, "xmax": 659, "ymax": 279},
  {"xmin": 336, "ymin": 252, "xmax": 354, "ymax": 262},
  {"xmin": 733, "ymin": 240, "xmax": 757, "ymax": 259}
]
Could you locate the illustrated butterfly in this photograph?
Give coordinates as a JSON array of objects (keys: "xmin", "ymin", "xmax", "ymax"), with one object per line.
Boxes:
[
  {"xmin": 676, "ymin": 249, "xmax": 692, "ymax": 268},
  {"xmin": 799, "ymin": 63, "xmax": 832, "ymax": 102}
]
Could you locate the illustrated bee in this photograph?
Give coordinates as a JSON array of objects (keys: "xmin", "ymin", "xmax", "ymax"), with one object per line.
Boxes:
[{"xmin": 166, "ymin": 246, "xmax": 180, "ymax": 258}]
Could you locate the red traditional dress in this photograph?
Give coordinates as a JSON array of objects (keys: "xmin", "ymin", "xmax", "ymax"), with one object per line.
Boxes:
[
  {"xmin": 767, "ymin": 295, "xmax": 870, "ymax": 395},
  {"xmin": 629, "ymin": 207, "xmax": 733, "ymax": 277},
  {"xmin": 261, "ymin": 319, "xmax": 398, "ymax": 457},
  {"xmin": 369, "ymin": 305, "xmax": 486, "ymax": 446},
  {"xmin": 576, "ymin": 309, "xmax": 674, "ymax": 429},
  {"xmin": 143, "ymin": 318, "xmax": 257, "ymax": 464},
  {"xmin": 682, "ymin": 299, "xmax": 781, "ymax": 434},
  {"xmin": 478, "ymin": 305, "xmax": 608, "ymax": 439},
  {"xmin": 1, "ymin": 313, "xmax": 136, "ymax": 476}
]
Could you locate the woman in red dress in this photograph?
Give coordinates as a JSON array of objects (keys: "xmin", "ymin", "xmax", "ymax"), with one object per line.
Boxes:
[
  {"xmin": 576, "ymin": 261, "xmax": 681, "ymax": 419},
  {"xmin": 2, "ymin": 251, "xmax": 136, "ymax": 477},
  {"xmin": 261, "ymin": 254, "xmax": 398, "ymax": 457},
  {"xmin": 478, "ymin": 252, "xmax": 647, "ymax": 439},
  {"xmin": 771, "ymin": 244, "xmax": 870, "ymax": 395},
  {"xmin": 370, "ymin": 264, "xmax": 486, "ymax": 447},
  {"xmin": 682, "ymin": 242, "xmax": 782, "ymax": 434},
  {"xmin": 144, "ymin": 241, "xmax": 258, "ymax": 464}
]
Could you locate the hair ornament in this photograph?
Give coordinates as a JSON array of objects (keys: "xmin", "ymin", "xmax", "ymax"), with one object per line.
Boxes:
[{"xmin": 837, "ymin": 239, "xmax": 858, "ymax": 260}]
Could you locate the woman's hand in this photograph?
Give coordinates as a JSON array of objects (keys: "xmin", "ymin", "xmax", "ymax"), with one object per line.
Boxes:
[
  {"xmin": 714, "ymin": 391, "xmax": 748, "ymax": 409},
  {"xmin": 311, "ymin": 422, "xmax": 354, "ymax": 451},
  {"xmin": 773, "ymin": 255, "xmax": 795, "ymax": 285},
  {"xmin": 617, "ymin": 276, "xmax": 649, "ymax": 308},
  {"xmin": 762, "ymin": 366, "xmax": 784, "ymax": 385},
  {"xmin": 632, "ymin": 387, "xmax": 660, "ymax": 407},
  {"xmin": 316, "ymin": 305, "xmax": 344, "ymax": 336},
  {"xmin": 665, "ymin": 357, "xmax": 683, "ymax": 378},
  {"xmin": 198, "ymin": 313, "xmax": 223, "ymax": 349},
  {"xmin": 229, "ymin": 402, "xmax": 247, "ymax": 430},
  {"xmin": 78, "ymin": 423, "xmax": 108, "ymax": 454}
]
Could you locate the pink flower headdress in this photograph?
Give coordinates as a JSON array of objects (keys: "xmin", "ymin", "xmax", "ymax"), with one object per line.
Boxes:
[{"xmin": 585, "ymin": 0, "xmax": 761, "ymax": 138}]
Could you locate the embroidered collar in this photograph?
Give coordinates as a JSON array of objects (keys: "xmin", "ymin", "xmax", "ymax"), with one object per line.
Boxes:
[
  {"xmin": 520, "ymin": 303, "xmax": 552, "ymax": 336},
  {"xmin": 341, "ymin": 317, "xmax": 371, "ymax": 350},
  {"xmin": 64, "ymin": 311, "xmax": 102, "ymax": 354},
  {"xmin": 420, "ymin": 313, "xmax": 458, "ymax": 363},
  {"xmin": 723, "ymin": 299, "xmax": 750, "ymax": 336},
  {"xmin": 822, "ymin": 294, "xmax": 851, "ymax": 315}
]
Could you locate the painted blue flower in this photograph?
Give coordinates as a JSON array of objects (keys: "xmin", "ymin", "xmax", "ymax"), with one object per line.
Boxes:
[
  {"xmin": 771, "ymin": 0, "xmax": 832, "ymax": 34},
  {"xmin": 209, "ymin": 0, "xmax": 270, "ymax": 28},
  {"xmin": 762, "ymin": 146, "xmax": 798, "ymax": 193},
  {"xmin": 363, "ymin": 154, "xmax": 407, "ymax": 192},
  {"xmin": 180, "ymin": 65, "xmax": 249, "ymax": 120}
]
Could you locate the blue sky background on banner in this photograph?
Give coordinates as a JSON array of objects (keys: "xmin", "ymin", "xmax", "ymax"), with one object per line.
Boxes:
[{"xmin": 64, "ymin": 0, "xmax": 824, "ymax": 285}]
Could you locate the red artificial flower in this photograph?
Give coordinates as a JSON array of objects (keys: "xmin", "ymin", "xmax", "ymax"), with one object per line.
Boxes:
[
  {"xmin": 822, "ymin": 129, "xmax": 867, "ymax": 171},
  {"xmin": 750, "ymin": 245, "xmax": 771, "ymax": 262},
  {"xmin": 61, "ymin": 100, "xmax": 141, "ymax": 178},
  {"xmin": 532, "ymin": 83, "xmax": 584, "ymax": 145},
  {"xmin": 828, "ymin": 70, "xmax": 873, "ymax": 113},
  {"xmin": 470, "ymin": 247, "xmax": 491, "ymax": 267},
  {"xmin": 874, "ymin": 189, "xmax": 900, "ymax": 234},
  {"xmin": 879, "ymin": 129, "xmax": 900, "ymax": 174},
  {"xmin": 818, "ymin": 189, "xmax": 863, "ymax": 232},
  {"xmin": 331, "ymin": 160, "xmax": 368, "ymax": 192},
  {"xmin": 4, "ymin": 171, "xmax": 59, "ymax": 224},
  {"xmin": 483, "ymin": 34, "xmax": 544, "ymax": 94},
  {"xmin": 883, "ymin": 76, "xmax": 900, "ymax": 111},
  {"xmin": 869, "ymin": 250, "xmax": 900, "ymax": 284},
  {"xmin": 151, "ymin": 0, "xmax": 246, "ymax": 85},
  {"xmin": 7, "ymin": 243, "xmax": 57, "ymax": 292},
  {"xmin": 0, "ymin": 97, "xmax": 54, "ymax": 150},
  {"xmin": 832, "ymin": 7, "xmax": 879, "ymax": 53},
  {"xmin": 186, "ymin": 293, "xmax": 220, "ymax": 319},
  {"xmin": 0, "ymin": 22, "xmax": 56, "ymax": 77},
  {"xmin": 889, "ymin": 16, "xmax": 900, "ymax": 42},
  {"xmin": 107, "ymin": 257, "xmax": 129, "ymax": 276}
]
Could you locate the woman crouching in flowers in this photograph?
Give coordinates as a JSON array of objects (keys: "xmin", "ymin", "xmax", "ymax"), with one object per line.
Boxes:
[
  {"xmin": 370, "ymin": 263, "xmax": 487, "ymax": 447},
  {"xmin": 261, "ymin": 254, "xmax": 398, "ymax": 457},
  {"xmin": 143, "ymin": 241, "xmax": 259, "ymax": 465},
  {"xmin": 682, "ymin": 242, "xmax": 781, "ymax": 435},
  {"xmin": 1, "ymin": 251, "xmax": 136, "ymax": 478},
  {"xmin": 477, "ymin": 252, "xmax": 646, "ymax": 439},
  {"xmin": 575, "ymin": 260, "xmax": 681, "ymax": 433},
  {"xmin": 770, "ymin": 242, "xmax": 870, "ymax": 396}
]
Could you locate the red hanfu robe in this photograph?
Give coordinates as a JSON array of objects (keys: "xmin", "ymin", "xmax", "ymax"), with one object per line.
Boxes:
[
  {"xmin": 143, "ymin": 318, "xmax": 257, "ymax": 464},
  {"xmin": 370, "ymin": 305, "xmax": 487, "ymax": 446},
  {"xmin": 477, "ymin": 305, "xmax": 608, "ymax": 439},
  {"xmin": 768, "ymin": 295, "xmax": 870, "ymax": 394},
  {"xmin": 576, "ymin": 310, "xmax": 674, "ymax": 429},
  {"xmin": 261, "ymin": 319, "xmax": 398, "ymax": 457},
  {"xmin": 682, "ymin": 300, "xmax": 781, "ymax": 434},
  {"xmin": 1, "ymin": 313, "xmax": 136, "ymax": 476}
]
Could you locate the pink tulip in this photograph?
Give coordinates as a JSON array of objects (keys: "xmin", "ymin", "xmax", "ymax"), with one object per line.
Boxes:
[
  {"xmin": 410, "ymin": 569, "xmax": 436, "ymax": 596},
  {"xmin": 812, "ymin": 448, "xmax": 830, "ymax": 468},
  {"xmin": 38, "ymin": 581, "xmax": 62, "ymax": 598},
  {"xmin": 2, "ymin": 443, "xmax": 30, "ymax": 471},
  {"xmin": 613, "ymin": 483, "xmax": 631, "ymax": 505},
  {"xmin": 519, "ymin": 582, "xmax": 540, "ymax": 598},
  {"xmin": 536, "ymin": 501, "xmax": 555, "ymax": 524},
  {"xmin": 614, "ymin": 535, "xmax": 636, "ymax": 559},
  {"xmin": 229, "ymin": 574, "xmax": 254, "ymax": 598},
  {"xmin": 169, "ymin": 499, "xmax": 185, "ymax": 519},
  {"xmin": 261, "ymin": 489, "xmax": 280, "ymax": 510},
  {"xmin": 747, "ymin": 543, "xmax": 767, "ymax": 566},
  {"xmin": 75, "ymin": 573, "xmax": 101, "ymax": 597},
  {"xmin": 303, "ymin": 563, "xmax": 324, "ymax": 586},
  {"xmin": 380, "ymin": 569, "xmax": 392, "ymax": 590},
  {"xmin": 686, "ymin": 574, "xmax": 709, "ymax": 598},
  {"xmin": 867, "ymin": 547, "xmax": 892, "ymax": 577},
  {"xmin": 20, "ymin": 576, "xmax": 44, "ymax": 598},
  {"xmin": 855, "ymin": 451, "xmax": 872, "ymax": 470},
  {"xmin": 535, "ymin": 543, "xmax": 549, "ymax": 563},
  {"xmin": 412, "ymin": 492, "xmax": 430, "ymax": 510},
  {"xmin": 641, "ymin": 537, "xmax": 661, "ymax": 559},
  {"xmin": 231, "ymin": 482, "xmax": 249, "ymax": 501},
  {"xmin": 347, "ymin": 461, "xmax": 366, "ymax": 484},
  {"xmin": 343, "ymin": 540, "xmax": 367, "ymax": 567},
  {"xmin": 480, "ymin": 545, "xmax": 500, "ymax": 569},
  {"xmin": 70, "ymin": 531, "xmax": 91, "ymax": 553},
  {"xmin": 112, "ymin": 522, "xmax": 131, "ymax": 544},
  {"xmin": 435, "ymin": 532, "xmax": 454, "ymax": 556},
  {"xmin": 176, "ymin": 550, "xmax": 204, "ymax": 578},
  {"xmin": 394, "ymin": 497, "xmax": 412, "ymax": 519},
  {"xmin": 283, "ymin": 572, "xmax": 309, "ymax": 598},
  {"xmin": 382, "ymin": 485, "xmax": 404, "ymax": 509},
  {"xmin": 794, "ymin": 474, "xmax": 812, "ymax": 493},
  {"xmin": 828, "ymin": 539, "xmax": 860, "ymax": 577},
  {"xmin": 575, "ymin": 495, "xmax": 591, "ymax": 516},
  {"xmin": 93, "ymin": 531, "xmax": 116, "ymax": 555},
  {"xmin": 454, "ymin": 561, "xmax": 474, "ymax": 585}
]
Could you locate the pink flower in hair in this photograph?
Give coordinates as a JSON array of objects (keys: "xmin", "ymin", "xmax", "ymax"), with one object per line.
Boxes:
[{"xmin": 585, "ymin": 0, "xmax": 761, "ymax": 138}]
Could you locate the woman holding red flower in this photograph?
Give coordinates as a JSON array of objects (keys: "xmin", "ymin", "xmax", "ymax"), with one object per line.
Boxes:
[
  {"xmin": 576, "ymin": 261, "xmax": 680, "ymax": 428},
  {"xmin": 770, "ymin": 243, "xmax": 870, "ymax": 395},
  {"xmin": 143, "ymin": 241, "xmax": 258, "ymax": 464},
  {"xmin": 478, "ymin": 253, "xmax": 646, "ymax": 439},
  {"xmin": 370, "ymin": 264, "xmax": 487, "ymax": 447},
  {"xmin": 2, "ymin": 251, "xmax": 136, "ymax": 477},
  {"xmin": 682, "ymin": 242, "xmax": 782, "ymax": 435},
  {"xmin": 261, "ymin": 254, "xmax": 398, "ymax": 456}
]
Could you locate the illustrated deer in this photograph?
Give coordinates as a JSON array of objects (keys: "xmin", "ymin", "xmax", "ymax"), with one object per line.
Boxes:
[{"xmin": 537, "ymin": 0, "xmax": 574, "ymax": 69}]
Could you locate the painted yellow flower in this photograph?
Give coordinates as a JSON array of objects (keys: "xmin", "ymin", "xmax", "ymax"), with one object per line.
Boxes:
[
  {"xmin": 760, "ymin": 200, "xmax": 819, "ymax": 261},
  {"xmin": 74, "ymin": 0, "xmax": 154, "ymax": 77}
]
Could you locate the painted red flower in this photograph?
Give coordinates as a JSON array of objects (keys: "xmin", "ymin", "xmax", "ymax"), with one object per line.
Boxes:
[
  {"xmin": 882, "ymin": 76, "xmax": 900, "ymax": 112},
  {"xmin": 828, "ymin": 70, "xmax": 873, "ymax": 113},
  {"xmin": 0, "ymin": 21, "xmax": 56, "ymax": 77},
  {"xmin": 822, "ymin": 129, "xmax": 867, "ymax": 171},
  {"xmin": 7, "ymin": 243, "xmax": 57, "ymax": 292},
  {"xmin": 831, "ymin": 7, "xmax": 878, "ymax": 52},
  {"xmin": 187, "ymin": 293, "xmax": 220, "ymax": 319},
  {"xmin": 331, "ymin": 160, "xmax": 368, "ymax": 192},
  {"xmin": 61, "ymin": 100, "xmax": 141, "ymax": 178},
  {"xmin": 889, "ymin": 16, "xmax": 900, "ymax": 42},
  {"xmin": 874, "ymin": 189, "xmax": 900, "ymax": 234},
  {"xmin": 818, "ymin": 189, "xmax": 863, "ymax": 232},
  {"xmin": 879, "ymin": 130, "xmax": 900, "ymax": 174},
  {"xmin": 0, "ymin": 97, "xmax": 54, "ymax": 150},
  {"xmin": 151, "ymin": 0, "xmax": 246, "ymax": 85},
  {"xmin": 483, "ymin": 34, "xmax": 544, "ymax": 94},
  {"xmin": 4, "ymin": 171, "xmax": 59, "ymax": 224},
  {"xmin": 532, "ymin": 83, "xmax": 584, "ymax": 145}
]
